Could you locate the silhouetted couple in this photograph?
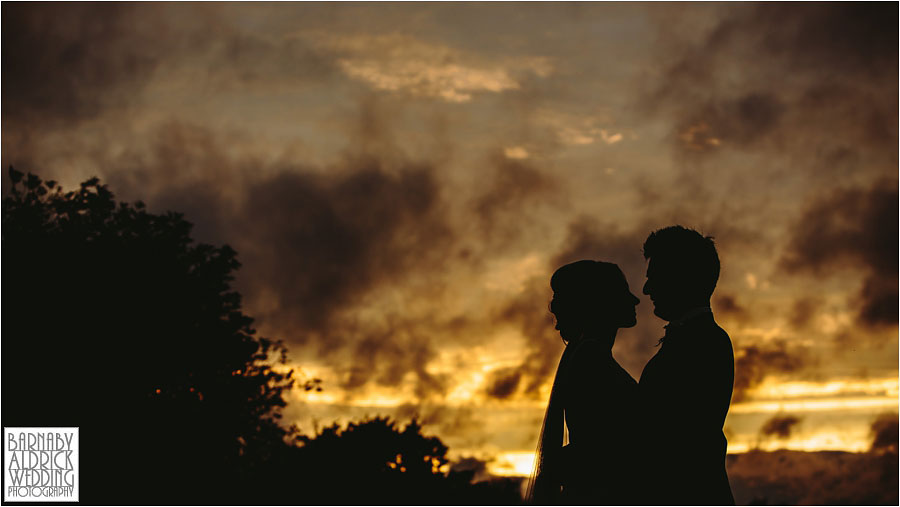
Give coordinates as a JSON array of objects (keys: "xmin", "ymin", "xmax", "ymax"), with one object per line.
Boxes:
[{"xmin": 528, "ymin": 225, "xmax": 735, "ymax": 505}]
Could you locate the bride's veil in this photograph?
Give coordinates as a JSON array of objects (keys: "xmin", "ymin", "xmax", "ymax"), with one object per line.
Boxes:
[{"xmin": 525, "ymin": 343, "xmax": 577, "ymax": 504}]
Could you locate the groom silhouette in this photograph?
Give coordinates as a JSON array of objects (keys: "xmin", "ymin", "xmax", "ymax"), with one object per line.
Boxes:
[{"xmin": 638, "ymin": 226, "xmax": 735, "ymax": 505}]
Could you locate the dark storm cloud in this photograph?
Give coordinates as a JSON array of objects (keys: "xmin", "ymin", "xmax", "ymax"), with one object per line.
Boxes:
[
  {"xmin": 760, "ymin": 415, "xmax": 801, "ymax": 439},
  {"xmin": 856, "ymin": 276, "xmax": 898, "ymax": 329},
  {"xmin": 237, "ymin": 161, "xmax": 452, "ymax": 336},
  {"xmin": 340, "ymin": 321, "xmax": 450, "ymax": 399},
  {"xmin": 485, "ymin": 368, "xmax": 522, "ymax": 400},
  {"xmin": 471, "ymin": 155, "xmax": 559, "ymax": 246},
  {"xmin": 105, "ymin": 122, "xmax": 454, "ymax": 340},
  {"xmin": 96, "ymin": 118, "xmax": 460, "ymax": 397},
  {"xmin": 1, "ymin": 3, "xmax": 163, "ymax": 126},
  {"xmin": 1, "ymin": 3, "xmax": 176, "ymax": 183},
  {"xmin": 647, "ymin": 3, "xmax": 897, "ymax": 160},
  {"xmin": 364, "ymin": 328, "xmax": 448, "ymax": 400},
  {"xmin": 223, "ymin": 160, "xmax": 455, "ymax": 394},
  {"xmin": 733, "ymin": 341, "xmax": 806, "ymax": 402},
  {"xmin": 1, "ymin": 3, "xmax": 341, "ymax": 129},
  {"xmin": 674, "ymin": 93, "xmax": 785, "ymax": 153},
  {"xmin": 491, "ymin": 277, "xmax": 562, "ymax": 399},
  {"xmin": 788, "ymin": 297, "xmax": 821, "ymax": 330},
  {"xmin": 395, "ymin": 404, "xmax": 481, "ymax": 441},
  {"xmin": 745, "ymin": 3, "xmax": 897, "ymax": 76},
  {"xmin": 0, "ymin": 3, "xmax": 349, "ymax": 188},
  {"xmin": 780, "ymin": 179, "xmax": 898, "ymax": 329},
  {"xmin": 714, "ymin": 293, "xmax": 748, "ymax": 322},
  {"xmin": 870, "ymin": 412, "xmax": 899, "ymax": 453}
]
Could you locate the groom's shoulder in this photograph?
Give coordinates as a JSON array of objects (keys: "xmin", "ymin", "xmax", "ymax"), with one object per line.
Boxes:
[
  {"xmin": 689, "ymin": 316, "xmax": 734, "ymax": 354},
  {"xmin": 707, "ymin": 318, "xmax": 735, "ymax": 359}
]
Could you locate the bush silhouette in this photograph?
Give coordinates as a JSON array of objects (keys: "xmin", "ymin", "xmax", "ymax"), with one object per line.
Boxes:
[
  {"xmin": 290, "ymin": 417, "xmax": 446, "ymax": 503},
  {"xmin": 288, "ymin": 416, "xmax": 524, "ymax": 505}
]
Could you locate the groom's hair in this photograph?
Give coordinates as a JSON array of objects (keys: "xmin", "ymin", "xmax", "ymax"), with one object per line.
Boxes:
[{"xmin": 643, "ymin": 225, "xmax": 720, "ymax": 299}]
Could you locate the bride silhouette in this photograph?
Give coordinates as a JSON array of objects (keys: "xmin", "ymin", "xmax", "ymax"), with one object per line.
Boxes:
[{"xmin": 527, "ymin": 260, "xmax": 641, "ymax": 505}]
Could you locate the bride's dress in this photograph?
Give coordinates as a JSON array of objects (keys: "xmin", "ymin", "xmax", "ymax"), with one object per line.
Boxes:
[{"xmin": 529, "ymin": 337, "xmax": 638, "ymax": 505}]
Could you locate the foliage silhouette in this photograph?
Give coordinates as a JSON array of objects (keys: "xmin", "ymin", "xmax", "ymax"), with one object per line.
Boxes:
[
  {"xmin": 286, "ymin": 416, "xmax": 524, "ymax": 505},
  {"xmin": 2, "ymin": 168, "xmax": 297, "ymax": 503}
]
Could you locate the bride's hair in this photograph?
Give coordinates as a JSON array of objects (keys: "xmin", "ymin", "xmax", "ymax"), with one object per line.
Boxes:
[{"xmin": 549, "ymin": 260, "xmax": 625, "ymax": 344}]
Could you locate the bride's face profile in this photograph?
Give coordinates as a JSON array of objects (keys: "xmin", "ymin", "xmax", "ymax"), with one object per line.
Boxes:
[
  {"xmin": 550, "ymin": 261, "xmax": 641, "ymax": 340},
  {"xmin": 609, "ymin": 270, "xmax": 640, "ymax": 329}
]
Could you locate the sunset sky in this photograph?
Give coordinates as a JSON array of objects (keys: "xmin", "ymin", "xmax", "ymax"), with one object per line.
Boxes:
[{"xmin": 3, "ymin": 2, "xmax": 897, "ymax": 478}]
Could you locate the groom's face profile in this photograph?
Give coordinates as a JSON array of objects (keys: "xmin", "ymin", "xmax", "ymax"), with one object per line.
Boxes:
[{"xmin": 643, "ymin": 258, "xmax": 680, "ymax": 321}]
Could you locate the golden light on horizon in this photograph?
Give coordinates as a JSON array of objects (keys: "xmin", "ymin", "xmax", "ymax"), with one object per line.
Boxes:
[
  {"xmin": 749, "ymin": 377, "xmax": 899, "ymax": 400},
  {"xmin": 289, "ymin": 368, "xmax": 897, "ymax": 473},
  {"xmin": 732, "ymin": 376, "xmax": 899, "ymax": 414},
  {"xmin": 489, "ymin": 424, "xmax": 884, "ymax": 479},
  {"xmin": 731, "ymin": 397, "xmax": 898, "ymax": 414},
  {"xmin": 727, "ymin": 433, "xmax": 872, "ymax": 454},
  {"xmin": 489, "ymin": 451, "xmax": 536, "ymax": 478}
]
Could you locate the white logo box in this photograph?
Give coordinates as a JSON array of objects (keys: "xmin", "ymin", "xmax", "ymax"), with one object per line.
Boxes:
[{"xmin": 3, "ymin": 427, "xmax": 79, "ymax": 502}]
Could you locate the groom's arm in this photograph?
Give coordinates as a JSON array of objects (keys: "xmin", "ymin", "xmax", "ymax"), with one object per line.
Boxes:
[
  {"xmin": 665, "ymin": 328, "xmax": 734, "ymax": 466},
  {"xmin": 658, "ymin": 329, "xmax": 734, "ymax": 504}
]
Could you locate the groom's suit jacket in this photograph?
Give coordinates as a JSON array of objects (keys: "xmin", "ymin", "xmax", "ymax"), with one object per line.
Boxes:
[{"xmin": 639, "ymin": 311, "xmax": 735, "ymax": 505}]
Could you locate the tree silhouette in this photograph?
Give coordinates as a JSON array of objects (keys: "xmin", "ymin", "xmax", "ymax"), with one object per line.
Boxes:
[{"xmin": 2, "ymin": 168, "xmax": 296, "ymax": 503}]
